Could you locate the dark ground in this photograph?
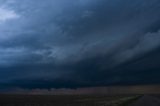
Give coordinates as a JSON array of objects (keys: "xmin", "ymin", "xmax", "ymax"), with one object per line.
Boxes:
[
  {"xmin": 129, "ymin": 95, "xmax": 160, "ymax": 106},
  {"xmin": 0, "ymin": 94, "xmax": 140, "ymax": 106},
  {"xmin": 1, "ymin": 94, "xmax": 160, "ymax": 106}
]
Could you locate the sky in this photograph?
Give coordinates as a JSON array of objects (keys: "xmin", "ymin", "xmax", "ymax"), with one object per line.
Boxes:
[{"xmin": 0, "ymin": 0, "xmax": 160, "ymax": 89}]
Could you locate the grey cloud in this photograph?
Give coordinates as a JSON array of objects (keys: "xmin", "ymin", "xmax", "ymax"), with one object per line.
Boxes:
[
  {"xmin": 0, "ymin": 0, "xmax": 160, "ymax": 88},
  {"xmin": 114, "ymin": 30, "xmax": 160, "ymax": 65}
]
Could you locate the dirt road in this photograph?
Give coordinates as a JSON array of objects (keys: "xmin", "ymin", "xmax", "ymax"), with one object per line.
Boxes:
[{"xmin": 129, "ymin": 95, "xmax": 160, "ymax": 106}]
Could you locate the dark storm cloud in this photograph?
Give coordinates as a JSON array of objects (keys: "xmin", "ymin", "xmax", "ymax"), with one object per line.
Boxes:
[{"xmin": 0, "ymin": 0, "xmax": 160, "ymax": 89}]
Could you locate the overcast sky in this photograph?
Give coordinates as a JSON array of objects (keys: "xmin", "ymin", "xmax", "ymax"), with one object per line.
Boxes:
[{"xmin": 0, "ymin": 0, "xmax": 160, "ymax": 89}]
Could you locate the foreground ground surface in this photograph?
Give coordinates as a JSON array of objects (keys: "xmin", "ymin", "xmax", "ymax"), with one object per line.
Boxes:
[
  {"xmin": 129, "ymin": 95, "xmax": 160, "ymax": 106},
  {"xmin": 0, "ymin": 94, "xmax": 140, "ymax": 106}
]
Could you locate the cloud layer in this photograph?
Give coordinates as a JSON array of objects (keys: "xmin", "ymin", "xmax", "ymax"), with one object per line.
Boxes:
[{"xmin": 0, "ymin": 0, "xmax": 160, "ymax": 89}]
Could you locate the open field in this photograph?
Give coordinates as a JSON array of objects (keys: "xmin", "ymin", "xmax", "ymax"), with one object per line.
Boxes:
[
  {"xmin": 0, "ymin": 94, "xmax": 140, "ymax": 106},
  {"xmin": 0, "ymin": 85, "xmax": 160, "ymax": 106}
]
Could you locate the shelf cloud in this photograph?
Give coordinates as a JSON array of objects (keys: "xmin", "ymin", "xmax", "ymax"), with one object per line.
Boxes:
[{"xmin": 0, "ymin": 0, "xmax": 160, "ymax": 89}]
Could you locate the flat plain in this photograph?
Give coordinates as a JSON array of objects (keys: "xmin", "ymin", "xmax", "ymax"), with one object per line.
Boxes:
[{"xmin": 0, "ymin": 94, "xmax": 140, "ymax": 106}]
